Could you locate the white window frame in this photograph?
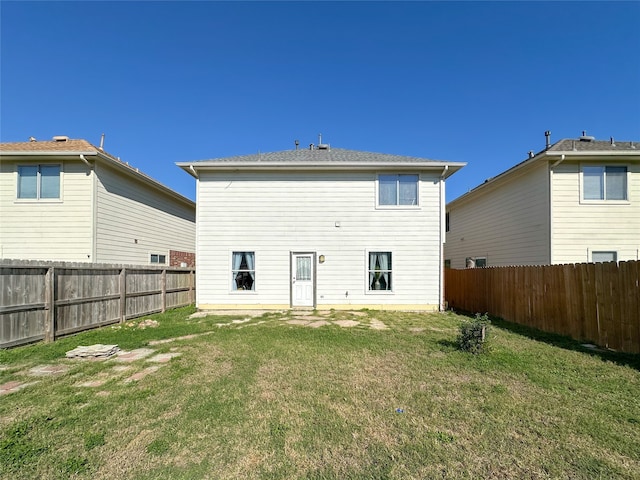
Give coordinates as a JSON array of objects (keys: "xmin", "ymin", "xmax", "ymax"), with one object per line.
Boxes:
[
  {"xmin": 580, "ymin": 164, "xmax": 629, "ymax": 204},
  {"xmin": 376, "ymin": 173, "xmax": 420, "ymax": 208},
  {"xmin": 365, "ymin": 250, "xmax": 394, "ymax": 294},
  {"xmin": 150, "ymin": 253, "xmax": 167, "ymax": 264},
  {"xmin": 16, "ymin": 163, "xmax": 62, "ymax": 201},
  {"xmin": 230, "ymin": 251, "xmax": 257, "ymax": 293}
]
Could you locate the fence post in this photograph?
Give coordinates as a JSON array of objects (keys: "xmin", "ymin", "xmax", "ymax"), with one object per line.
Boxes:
[
  {"xmin": 190, "ymin": 269, "xmax": 195, "ymax": 304},
  {"xmin": 44, "ymin": 267, "xmax": 55, "ymax": 342},
  {"xmin": 161, "ymin": 269, "xmax": 167, "ymax": 313},
  {"xmin": 119, "ymin": 268, "xmax": 126, "ymax": 323}
]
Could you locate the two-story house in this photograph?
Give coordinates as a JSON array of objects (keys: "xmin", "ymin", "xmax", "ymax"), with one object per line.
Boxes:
[
  {"xmin": 178, "ymin": 143, "xmax": 465, "ymax": 311},
  {"xmin": 444, "ymin": 133, "xmax": 640, "ymax": 268},
  {"xmin": 0, "ymin": 136, "xmax": 196, "ymax": 266}
]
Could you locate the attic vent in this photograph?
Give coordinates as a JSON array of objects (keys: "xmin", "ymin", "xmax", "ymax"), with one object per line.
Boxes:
[
  {"xmin": 52, "ymin": 136, "xmax": 69, "ymax": 142},
  {"xmin": 317, "ymin": 144, "xmax": 330, "ymax": 150},
  {"xmin": 579, "ymin": 131, "xmax": 595, "ymax": 142}
]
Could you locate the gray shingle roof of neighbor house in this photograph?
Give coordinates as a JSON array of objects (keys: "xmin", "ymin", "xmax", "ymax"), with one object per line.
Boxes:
[
  {"xmin": 177, "ymin": 147, "xmax": 466, "ymax": 179},
  {"xmin": 447, "ymin": 134, "xmax": 640, "ymax": 207},
  {"xmin": 548, "ymin": 138, "xmax": 638, "ymax": 152},
  {"xmin": 0, "ymin": 137, "xmax": 195, "ymax": 207}
]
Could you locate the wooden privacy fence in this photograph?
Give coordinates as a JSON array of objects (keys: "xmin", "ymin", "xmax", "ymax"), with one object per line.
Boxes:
[
  {"xmin": 1, "ymin": 260, "xmax": 195, "ymax": 348},
  {"xmin": 445, "ymin": 261, "xmax": 640, "ymax": 354}
]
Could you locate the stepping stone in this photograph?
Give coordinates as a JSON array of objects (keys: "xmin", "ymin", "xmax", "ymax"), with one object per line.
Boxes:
[
  {"xmin": 76, "ymin": 379, "xmax": 107, "ymax": 388},
  {"xmin": 1, "ymin": 380, "xmax": 38, "ymax": 395},
  {"xmin": 147, "ymin": 353, "xmax": 182, "ymax": 363},
  {"xmin": 370, "ymin": 319, "xmax": 389, "ymax": 330},
  {"xmin": 333, "ymin": 320, "xmax": 360, "ymax": 328},
  {"xmin": 286, "ymin": 319, "xmax": 310, "ymax": 326},
  {"xmin": 115, "ymin": 348, "xmax": 155, "ymax": 362},
  {"xmin": 28, "ymin": 364, "xmax": 69, "ymax": 376},
  {"xmin": 308, "ymin": 320, "xmax": 330, "ymax": 328},
  {"xmin": 123, "ymin": 365, "xmax": 162, "ymax": 383},
  {"xmin": 297, "ymin": 315, "xmax": 327, "ymax": 321},
  {"xmin": 112, "ymin": 365, "xmax": 132, "ymax": 373}
]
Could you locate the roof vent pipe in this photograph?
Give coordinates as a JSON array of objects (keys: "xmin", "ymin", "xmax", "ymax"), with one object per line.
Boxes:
[
  {"xmin": 309, "ymin": 143, "xmax": 314, "ymax": 150},
  {"xmin": 545, "ymin": 130, "xmax": 551, "ymax": 150},
  {"xmin": 295, "ymin": 139, "xmax": 299, "ymax": 150},
  {"xmin": 610, "ymin": 136, "xmax": 615, "ymax": 147},
  {"xmin": 528, "ymin": 151, "xmax": 534, "ymax": 158},
  {"xmin": 99, "ymin": 133, "xmax": 105, "ymax": 150}
]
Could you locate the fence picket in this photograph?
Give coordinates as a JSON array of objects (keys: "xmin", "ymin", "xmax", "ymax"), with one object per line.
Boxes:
[{"xmin": 1, "ymin": 260, "xmax": 195, "ymax": 348}]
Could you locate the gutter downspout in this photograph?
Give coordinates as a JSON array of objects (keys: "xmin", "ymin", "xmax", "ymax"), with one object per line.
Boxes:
[
  {"xmin": 548, "ymin": 154, "xmax": 565, "ymax": 264},
  {"xmin": 79, "ymin": 154, "xmax": 92, "ymax": 169},
  {"xmin": 439, "ymin": 165, "xmax": 449, "ymax": 311},
  {"xmin": 79, "ymin": 154, "xmax": 96, "ymax": 263},
  {"xmin": 189, "ymin": 165, "xmax": 199, "ymax": 178}
]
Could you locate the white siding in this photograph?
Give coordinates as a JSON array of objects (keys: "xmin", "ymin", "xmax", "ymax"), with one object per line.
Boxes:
[
  {"xmin": 444, "ymin": 162, "xmax": 550, "ymax": 268},
  {"xmin": 551, "ymin": 161, "xmax": 640, "ymax": 263},
  {"xmin": 94, "ymin": 163, "xmax": 195, "ymax": 265},
  {"xmin": 0, "ymin": 160, "xmax": 93, "ymax": 261},
  {"xmin": 196, "ymin": 171, "xmax": 443, "ymax": 310}
]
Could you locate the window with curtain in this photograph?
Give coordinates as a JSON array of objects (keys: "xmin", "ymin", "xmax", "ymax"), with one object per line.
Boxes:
[
  {"xmin": 232, "ymin": 251, "xmax": 255, "ymax": 291},
  {"xmin": 378, "ymin": 174, "xmax": 418, "ymax": 206},
  {"xmin": 18, "ymin": 165, "xmax": 61, "ymax": 199},
  {"xmin": 583, "ymin": 166, "xmax": 627, "ymax": 201},
  {"xmin": 368, "ymin": 252, "xmax": 392, "ymax": 291}
]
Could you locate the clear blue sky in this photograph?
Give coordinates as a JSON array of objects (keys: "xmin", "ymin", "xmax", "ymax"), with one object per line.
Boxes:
[{"xmin": 2, "ymin": 1, "xmax": 639, "ymax": 202}]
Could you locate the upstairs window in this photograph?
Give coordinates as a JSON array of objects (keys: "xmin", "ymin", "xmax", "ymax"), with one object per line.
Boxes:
[
  {"xmin": 18, "ymin": 165, "xmax": 60, "ymax": 199},
  {"xmin": 232, "ymin": 251, "xmax": 255, "ymax": 291},
  {"xmin": 583, "ymin": 166, "xmax": 627, "ymax": 201},
  {"xmin": 378, "ymin": 174, "xmax": 418, "ymax": 206}
]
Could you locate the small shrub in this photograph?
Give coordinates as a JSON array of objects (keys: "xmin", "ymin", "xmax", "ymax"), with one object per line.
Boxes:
[{"xmin": 458, "ymin": 313, "xmax": 490, "ymax": 354}]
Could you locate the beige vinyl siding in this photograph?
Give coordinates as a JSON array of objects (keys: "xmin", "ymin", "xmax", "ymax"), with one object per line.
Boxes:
[
  {"xmin": 196, "ymin": 171, "xmax": 443, "ymax": 309},
  {"xmin": 0, "ymin": 160, "xmax": 93, "ymax": 261},
  {"xmin": 94, "ymin": 163, "xmax": 195, "ymax": 265},
  {"xmin": 551, "ymin": 161, "xmax": 640, "ymax": 263},
  {"xmin": 444, "ymin": 162, "xmax": 550, "ymax": 268}
]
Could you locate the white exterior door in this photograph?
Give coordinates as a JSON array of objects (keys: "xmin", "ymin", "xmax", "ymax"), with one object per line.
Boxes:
[{"xmin": 292, "ymin": 253, "xmax": 314, "ymax": 307}]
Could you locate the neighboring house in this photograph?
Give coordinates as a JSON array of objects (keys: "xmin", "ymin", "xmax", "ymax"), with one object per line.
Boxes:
[
  {"xmin": 445, "ymin": 133, "xmax": 640, "ymax": 268},
  {"xmin": 177, "ymin": 144, "xmax": 465, "ymax": 311},
  {"xmin": 0, "ymin": 136, "xmax": 196, "ymax": 266}
]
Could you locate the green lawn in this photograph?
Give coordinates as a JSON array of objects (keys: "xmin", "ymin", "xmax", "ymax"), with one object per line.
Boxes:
[{"xmin": 1, "ymin": 307, "xmax": 639, "ymax": 479}]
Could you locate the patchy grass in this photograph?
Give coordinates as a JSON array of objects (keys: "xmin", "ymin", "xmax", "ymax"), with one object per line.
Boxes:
[{"xmin": 1, "ymin": 306, "xmax": 639, "ymax": 479}]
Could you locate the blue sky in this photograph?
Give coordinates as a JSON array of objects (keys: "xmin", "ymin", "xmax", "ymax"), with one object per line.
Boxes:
[{"xmin": 2, "ymin": 1, "xmax": 639, "ymax": 202}]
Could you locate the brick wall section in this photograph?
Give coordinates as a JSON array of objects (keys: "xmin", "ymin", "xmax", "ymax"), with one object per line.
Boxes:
[{"xmin": 169, "ymin": 250, "xmax": 195, "ymax": 267}]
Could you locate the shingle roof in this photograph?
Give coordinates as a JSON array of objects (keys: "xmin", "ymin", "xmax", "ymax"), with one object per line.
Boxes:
[
  {"xmin": 0, "ymin": 139, "xmax": 97, "ymax": 152},
  {"xmin": 548, "ymin": 138, "xmax": 638, "ymax": 152},
  {"xmin": 0, "ymin": 138, "xmax": 194, "ymax": 206},
  {"xmin": 189, "ymin": 147, "xmax": 451, "ymax": 164}
]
